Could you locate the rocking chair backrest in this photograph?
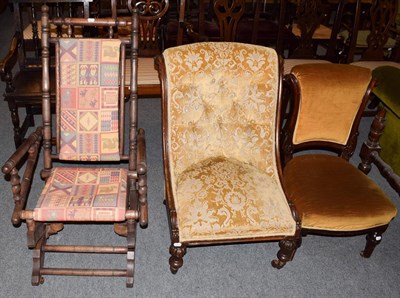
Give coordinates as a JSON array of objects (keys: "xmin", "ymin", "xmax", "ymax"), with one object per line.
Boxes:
[
  {"xmin": 40, "ymin": 4, "xmax": 139, "ymax": 171},
  {"xmin": 58, "ymin": 38, "xmax": 122, "ymax": 161}
]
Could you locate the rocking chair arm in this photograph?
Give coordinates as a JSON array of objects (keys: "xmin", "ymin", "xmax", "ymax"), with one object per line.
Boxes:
[
  {"xmin": 2, "ymin": 127, "xmax": 43, "ymax": 175},
  {"xmin": 1, "ymin": 127, "xmax": 43, "ymax": 226},
  {"xmin": 137, "ymin": 128, "xmax": 147, "ymax": 175},
  {"xmin": 0, "ymin": 33, "xmax": 20, "ymax": 81},
  {"xmin": 137, "ymin": 128, "xmax": 148, "ymax": 227}
]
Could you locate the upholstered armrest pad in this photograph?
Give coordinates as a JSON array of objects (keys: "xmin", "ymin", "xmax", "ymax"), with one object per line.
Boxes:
[{"xmin": 372, "ymin": 66, "xmax": 400, "ymax": 117}]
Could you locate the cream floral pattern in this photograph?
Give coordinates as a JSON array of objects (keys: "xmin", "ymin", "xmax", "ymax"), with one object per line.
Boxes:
[{"xmin": 163, "ymin": 42, "xmax": 296, "ymax": 242}]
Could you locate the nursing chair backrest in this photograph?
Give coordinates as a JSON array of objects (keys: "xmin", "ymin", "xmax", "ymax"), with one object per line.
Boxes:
[
  {"xmin": 284, "ymin": 63, "xmax": 372, "ymax": 160},
  {"xmin": 159, "ymin": 42, "xmax": 282, "ymax": 180}
]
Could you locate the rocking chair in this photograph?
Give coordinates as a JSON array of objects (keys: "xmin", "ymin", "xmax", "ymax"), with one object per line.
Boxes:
[{"xmin": 1, "ymin": 5, "xmax": 147, "ymax": 287}]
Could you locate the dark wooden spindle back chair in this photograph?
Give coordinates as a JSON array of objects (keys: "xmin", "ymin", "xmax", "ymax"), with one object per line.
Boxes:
[
  {"xmin": 344, "ymin": 0, "xmax": 399, "ymax": 64},
  {"xmin": 1, "ymin": 4, "xmax": 148, "ymax": 287},
  {"xmin": 0, "ymin": 0, "xmax": 94, "ymax": 148},
  {"xmin": 98, "ymin": 0, "xmax": 170, "ymax": 97}
]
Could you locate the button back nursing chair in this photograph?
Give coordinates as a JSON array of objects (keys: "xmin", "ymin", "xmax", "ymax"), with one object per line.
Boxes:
[
  {"xmin": 359, "ymin": 65, "xmax": 400, "ymax": 194},
  {"xmin": 155, "ymin": 42, "xmax": 301, "ymax": 273},
  {"xmin": 1, "ymin": 5, "xmax": 147, "ymax": 287},
  {"xmin": 281, "ymin": 63, "xmax": 397, "ymax": 260}
]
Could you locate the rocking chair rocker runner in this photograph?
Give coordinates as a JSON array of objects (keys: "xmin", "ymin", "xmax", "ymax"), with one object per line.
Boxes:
[{"xmin": 1, "ymin": 5, "xmax": 148, "ymax": 287}]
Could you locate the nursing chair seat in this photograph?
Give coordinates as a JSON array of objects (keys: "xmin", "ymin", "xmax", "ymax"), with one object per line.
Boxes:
[
  {"xmin": 284, "ymin": 154, "xmax": 396, "ymax": 231},
  {"xmin": 175, "ymin": 156, "xmax": 295, "ymax": 242}
]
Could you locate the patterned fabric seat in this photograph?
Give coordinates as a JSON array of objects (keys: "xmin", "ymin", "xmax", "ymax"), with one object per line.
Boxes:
[{"xmin": 34, "ymin": 168, "xmax": 127, "ymax": 222}]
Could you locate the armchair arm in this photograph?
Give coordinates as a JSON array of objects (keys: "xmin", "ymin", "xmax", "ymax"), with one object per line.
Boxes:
[
  {"xmin": 2, "ymin": 127, "xmax": 43, "ymax": 226},
  {"xmin": 0, "ymin": 33, "xmax": 21, "ymax": 85},
  {"xmin": 137, "ymin": 128, "xmax": 148, "ymax": 228}
]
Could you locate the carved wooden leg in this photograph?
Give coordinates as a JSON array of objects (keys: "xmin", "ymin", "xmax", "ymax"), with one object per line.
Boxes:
[
  {"xmin": 361, "ymin": 226, "xmax": 387, "ymax": 258},
  {"xmin": 26, "ymin": 105, "xmax": 35, "ymax": 127},
  {"xmin": 126, "ymin": 220, "xmax": 137, "ymax": 288},
  {"xmin": 6, "ymin": 99, "xmax": 22, "ymax": 148},
  {"xmin": 271, "ymin": 238, "xmax": 299, "ymax": 269},
  {"xmin": 359, "ymin": 107, "xmax": 386, "ymax": 174},
  {"xmin": 169, "ymin": 244, "xmax": 186, "ymax": 274},
  {"xmin": 31, "ymin": 235, "xmax": 46, "ymax": 286}
]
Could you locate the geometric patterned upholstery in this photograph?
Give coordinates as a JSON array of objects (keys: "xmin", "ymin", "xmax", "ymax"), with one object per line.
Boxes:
[
  {"xmin": 162, "ymin": 42, "xmax": 296, "ymax": 242},
  {"xmin": 34, "ymin": 168, "xmax": 127, "ymax": 222},
  {"xmin": 59, "ymin": 39, "xmax": 121, "ymax": 161}
]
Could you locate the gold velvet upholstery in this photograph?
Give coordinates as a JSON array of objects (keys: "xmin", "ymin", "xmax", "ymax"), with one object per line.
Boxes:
[
  {"xmin": 283, "ymin": 155, "xmax": 397, "ymax": 231},
  {"xmin": 291, "ymin": 63, "xmax": 371, "ymax": 145},
  {"xmin": 281, "ymin": 62, "xmax": 397, "ymax": 259}
]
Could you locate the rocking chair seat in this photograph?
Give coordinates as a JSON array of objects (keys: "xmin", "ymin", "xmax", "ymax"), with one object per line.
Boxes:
[
  {"xmin": 34, "ymin": 167, "xmax": 127, "ymax": 222},
  {"xmin": 283, "ymin": 154, "xmax": 397, "ymax": 231},
  {"xmin": 175, "ymin": 156, "xmax": 296, "ymax": 242}
]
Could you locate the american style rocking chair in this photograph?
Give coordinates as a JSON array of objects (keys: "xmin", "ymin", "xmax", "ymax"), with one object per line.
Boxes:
[
  {"xmin": 1, "ymin": 5, "xmax": 147, "ymax": 287},
  {"xmin": 155, "ymin": 42, "xmax": 301, "ymax": 273}
]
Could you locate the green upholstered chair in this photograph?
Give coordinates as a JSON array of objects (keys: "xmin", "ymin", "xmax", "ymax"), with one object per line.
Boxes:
[
  {"xmin": 359, "ymin": 65, "xmax": 400, "ymax": 194},
  {"xmin": 282, "ymin": 63, "xmax": 397, "ymax": 260}
]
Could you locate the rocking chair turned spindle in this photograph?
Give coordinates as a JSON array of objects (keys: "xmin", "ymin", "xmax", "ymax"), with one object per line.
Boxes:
[{"xmin": 1, "ymin": 5, "xmax": 148, "ymax": 287}]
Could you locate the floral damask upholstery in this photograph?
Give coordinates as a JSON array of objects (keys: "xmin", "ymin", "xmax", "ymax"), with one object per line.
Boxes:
[
  {"xmin": 59, "ymin": 39, "xmax": 121, "ymax": 161},
  {"xmin": 162, "ymin": 42, "xmax": 296, "ymax": 242},
  {"xmin": 34, "ymin": 168, "xmax": 127, "ymax": 222}
]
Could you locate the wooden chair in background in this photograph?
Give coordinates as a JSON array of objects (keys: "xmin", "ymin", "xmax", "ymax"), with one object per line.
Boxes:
[
  {"xmin": 1, "ymin": 5, "xmax": 148, "ymax": 287},
  {"xmin": 103, "ymin": 0, "xmax": 170, "ymax": 97},
  {"xmin": 343, "ymin": 0, "xmax": 399, "ymax": 65},
  {"xmin": 0, "ymin": 0, "xmax": 94, "ymax": 148}
]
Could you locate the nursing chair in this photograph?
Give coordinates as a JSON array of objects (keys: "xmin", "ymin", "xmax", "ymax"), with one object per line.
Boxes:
[
  {"xmin": 281, "ymin": 63, "xmax": 397, "ymax": 259},
  {"xmin": 155, "ymin": 42, "xmax": 300, "ymax": 273},
  {"xmin": 1, "ymin": 5, "xmax": 147, "ymax": 287},
  {"xmin": 359, "ymin": 65, "xmax": 400, "ymax": 194}
]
